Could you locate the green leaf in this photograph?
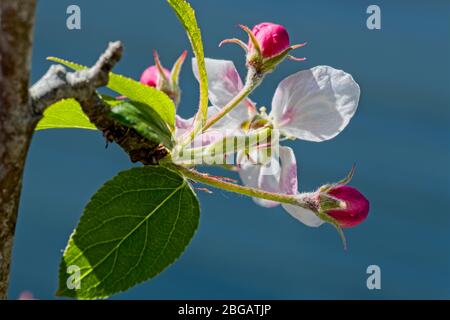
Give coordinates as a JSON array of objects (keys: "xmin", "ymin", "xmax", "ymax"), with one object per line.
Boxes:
[
  {"xmin": 46, "ymin": 57, "xmax": 85, "ymax": 72},
  {"xmin": 167, "ymin": 0, "xmax": 208, "ymax": 127},
  {"xmin": 36, "ymin": 98, "xmax": 96, "ymax": 131},
  {"xmin": 47, "ymin": 57, "xmax": 175, "ymax": 130},
  {"xmin": 108, "ymin": 74, "xmax": 175, "ymax": 130},
  {"xmin": 110, "ymin": 101, "xmax": 173, "ymax": 148},
  {"xmin": 57, "ymin": 166, "xmax": 200, "ymax": 299},
  {"xmin": 100, "ymin": 94, "xmax": 124, "ymax": 108}
]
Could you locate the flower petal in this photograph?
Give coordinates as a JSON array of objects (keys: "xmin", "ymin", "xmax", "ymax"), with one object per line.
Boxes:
[
  {"xmin": 278, "ymin": 146, "xmax": 298, "ymax": 195},
  {"xmin": 282, "ymin": 204, "xmax": 324, "ymax": 227},
  {"xmin": 237, "ymin": 150, "xmax": 262, "ymax": 187},
  {"xmin": 271, "ymin": 65, "xmax": 360, "ymax": 142},
  {"xmin": 175, "ymin": 106, "xmax": 241, "ymax": 139},
  {"xmin": 256, "ymin": 158, "xmax": 281, "ymax": 207},
  {"xmin": 237, "ymin": 151, "xmax": 279, "ymax": 208},
  {"xmin": 192, "ymin": 58, "xmax": 252, "ymax": 119},
  {"xmin": 175, "ymin": 114, "xmax": 194, "ymax": 131},
  {"xmin": 238, "ymin": 146, "xmax": 297, "ymax": 208}
]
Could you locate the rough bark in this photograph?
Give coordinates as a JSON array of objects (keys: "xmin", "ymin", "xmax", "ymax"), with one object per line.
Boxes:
[
  {"xmin": 0, "ymin": 0, "xmax": 37, "ymax": 300},
  {"xmin": 29, "ymin": 42, "xmax": 166, "ymax": 165},
  {"xmin": 0, "ymin": 5, "xmax": 166, "ymax": 298},
  {"xmin": 1, "ymin": 0, "xmax": 172, "ymax": 298}
]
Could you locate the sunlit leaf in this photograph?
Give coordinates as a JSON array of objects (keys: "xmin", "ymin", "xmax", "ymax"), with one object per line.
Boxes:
[
  {"xmin": 110, "ymin": 101, "xmax": 173, "ymax": 148},
  {"xmin": 47, "ymin": 57, "xmax": 175, "ymax": 130},
  {"xmin": 167, "ymin": 0, "xmax": 208, "ymax": 129},
  {"xmin": 36, "ymin": 99, "xmax": 96, "ymax": 131},
  {"xmin": 58, "ymin": 166, "xmax": 200, "ymax": 299}
]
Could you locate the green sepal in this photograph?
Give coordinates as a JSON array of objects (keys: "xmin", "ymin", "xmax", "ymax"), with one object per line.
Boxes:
[{"xmin": 317, "ymin": 210, "xmax": 348, "ymax": 250}]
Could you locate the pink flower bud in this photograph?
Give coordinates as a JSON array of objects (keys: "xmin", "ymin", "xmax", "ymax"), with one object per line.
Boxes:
[
  {"xmin": 324, "ymin": 185, "xmax": 369, "ymax": 228},
  {"xmin": 139, "ymin": 65, "xmax": 170, "ymax": 88},
  {"xmin": 249, "ymin": 22, "xmax": 290, "ymax": 58}
]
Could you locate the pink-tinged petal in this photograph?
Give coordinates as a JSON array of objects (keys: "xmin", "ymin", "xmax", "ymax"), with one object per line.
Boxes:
[
  {"xmin": 192, "ymin": 58, "xmax": 252, "ymax": 119},
  {"xmin": 238, "ymin": 146, "xmax": 296, "ymax": 208},
  {"xmin": 281, "ymin": 204, "xmax": 324, "ymax": 227},
  {"xmin": 205, "ymin": 105, "xmax": 243, "ymax": 131},
  {"xmin": 178, "ymin": 105, "xmax": 241, "ymax": 131},
  {"xmin": 176, "ymin": 106, "xmax": 244, "ymax": 148},
  {"xmin": 271, "ymin": 66, "xmax": 360, "ymax": 142},
  {"xmin": 238, "ymin": 160, "xmax": 279, "ymax": 208},
  {"xmin": 255, "ymin": 158, "xmax": 281, "ymax": 207},
  {"xmin": 174, "ymin": 114, "xmax": 195, "ymax": 140},
  {"xmin": 192, "ymin": 129, "xmax": 227, "ymax": 148},
  {"xmin": 278, "ymin": 146, "xmax": 298, "ymax": 195},
  {"xmin": 175, "ymin": 115, "xmax": 194, "ymax": 131}
]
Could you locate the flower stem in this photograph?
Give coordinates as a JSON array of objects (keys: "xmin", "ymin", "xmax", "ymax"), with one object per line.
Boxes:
[
  {"xmin": 179, "ymin": 69, "xmax": 263, "ymax": 148},
  {"xmin": 163, "ymin": 162, "xmax": 348, "ymax": 249},
  {"xmin": 202, "ymin": 71, "xmax": 262, "ymax": 133},
  {"xmin": 168, "ymin": 163, "xmax": 311, "ymax": 209},
  {"xmin": 173, "ymin": 126, "xmax": 273, "ymax": 167}
]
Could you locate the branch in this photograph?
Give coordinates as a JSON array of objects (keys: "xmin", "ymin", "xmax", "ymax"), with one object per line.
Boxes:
[
  {"xmin": 30, "ymin": 41, "xmax": 123, "ymax": 114},
  {"xmin": 30, "ymin": 42, "xmax": 166, "ymax": 165},
  {"xmin": 1, "ymin": 37, "xmax": 162, "ymax": 299}
]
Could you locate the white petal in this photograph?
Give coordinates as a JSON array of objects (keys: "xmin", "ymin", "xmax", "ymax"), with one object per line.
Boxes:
[
  {"xmin": 237, "ymin": 151, "xmax": 276, "ymax": 208},
  {"xmin": 175, "ymin": 115, "xmax": 194, "ymax": 130},
  {"xmin": 271, "ymin": 65, "xmax": 360, "ymax": 142},
  {"xmin": 256, "ymin": 159, "xmax": 281, "ymax": 207},
  {"xmin": 192, "ymin": 58, "xmax": 251, "ymax": 120},
  {"xmin": 282, "ymin": 204, "xmax": 324, "ymax": 227},
  {"xmin": 175, "ymin": 105, "xmax": 242, "ymax": 139},
  {"xmin": 238, "ymin": 146, "xmax": 297, "ymax": 208},
  {"xmin": 238, "ymin": 151, "xmax": 262, "ymax": 187},
  {"xmin": 205, "ymin": 106, "xmax": 242, "ymax": 131},
  {"xmin": 278, "ymin": 146, "xmax": 298, "ymax": 195}
]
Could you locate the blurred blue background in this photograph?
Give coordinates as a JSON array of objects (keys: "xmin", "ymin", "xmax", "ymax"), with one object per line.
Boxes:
[{"xmin": 8, "ymin": 0, "xmax": 450, "ymax": 299}]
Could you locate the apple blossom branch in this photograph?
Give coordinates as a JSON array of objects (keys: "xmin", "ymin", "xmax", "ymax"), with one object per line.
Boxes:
[
  {"xmin": 30, "ymin": 41, "xmax": 123, "ymax": 113},
  {"xmin": 30, "ymin": 42, "xmax": 166, "ymax": 165},
  {"xmin": 1, "ymin": 37, "xmax": 156, "ymax": 299}
]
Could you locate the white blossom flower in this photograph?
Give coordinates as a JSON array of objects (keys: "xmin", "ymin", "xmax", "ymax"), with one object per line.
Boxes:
[
  {"xmin": 192, "ymin": 58, "xmax": 256, "ymax": 121},
  {"xmin": 190, "ymin": 58, "xmax": 360, "ymax": 226},
  {"xmin": 191, "ymin": 58, "xmax": 360, "ymax": 144},
  {"xmin": 270, "ymin": 65, "xmax": 360, "ymax": 142},
  {"xmin": 174, "ymin": 58, "xmax": 254, "ymax": 145}
]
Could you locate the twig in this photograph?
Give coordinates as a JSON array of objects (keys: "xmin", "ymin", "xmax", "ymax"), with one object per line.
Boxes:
[
  {"xmin": 30, "ymin": 41, "xmax": 123, "ymax": 114},
  {"xmin": 29, "ymin": 41, "xmax": 166, "ymax": 165}
]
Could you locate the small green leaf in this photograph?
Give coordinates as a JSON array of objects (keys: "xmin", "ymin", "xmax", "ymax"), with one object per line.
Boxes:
[
  {"xmin": 58, "ymin": 166, "xmax": 200, "ymax": 299},
  {"xmin": 110, "ymin": 101, "xmax": 173, "ymax": 148},
  {"xmin": 170, "ymin": 50, "xmax": 188, "ymax": 87},
  {"xmin": 317, "ymin": 210, "xmax": 347, "ymax": 250},
  {"xmin": 167, "ymin": 0, "xmax": 208, "ymax": 127},
  {"xmin": 46, "ymin": 57, "xmax": 85, "ymax": 71},
  {"xmin": 108, "ymin": 74, "xmax": 175, "ymax": 130},
  {"xmin": 47, "ymin": 57, "xmax": 175, "ymax": 130},
  {"xmin": 36, "ymin": 98, "xmax": 96, "ymax": 131}
]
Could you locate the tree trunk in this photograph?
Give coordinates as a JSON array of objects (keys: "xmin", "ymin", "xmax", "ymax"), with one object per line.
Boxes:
[{"xmin": 0, "ymin": 0, "xmax": 36, "ymax": 299}]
